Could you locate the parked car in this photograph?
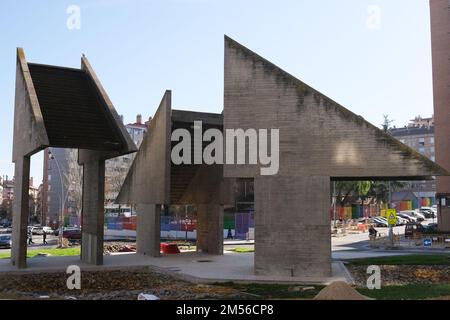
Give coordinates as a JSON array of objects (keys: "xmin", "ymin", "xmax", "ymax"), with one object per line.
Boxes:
[
  {"xmin": 421, "ymin": 206, "xmax": 437, "ymax": 213},
  {"xmin": 396, "ymin": 216, "xmax": 409, "ymax": 226},
  {"xmin": 43, "ymin": 226, "xmax": 54, "ymax": 235},
  {"xmin": 64, "ymin": 227, "xmax": 81, "ymax": 240},
  {"xmin": 418, "ymin": 208, "xmax": 436, "ymax": 219},
  {"xmin": 0, "ymin": 234, "xmax": 12, "ymax": 249},
  {"xmin": 31, "ymin": 226, "xmax": 43, "ymax": 235},
  {"xmin": 32, "ymin": 226, "xmax": 54, "ymax": 235},
  {"xmin": 397, "ymin": 213, "xmax": 417, "ymax": 223},
  {"xmin": 373, "ymin": 217, "xmax": 389, "ymax": 227},
  {"xmin": 400, "ymin": 210, "xmax": 425, "ymax": 222},
  {"xmin": 55, "ymin": 227, "xmax": 81, "ymax": 240},
  {"xmin": 424, "ymin": 223, "xmax": 439, "ymax": 233},
  {"xmin": 405, "ymin": 222, "xmax": 425, "ymax": 238}
]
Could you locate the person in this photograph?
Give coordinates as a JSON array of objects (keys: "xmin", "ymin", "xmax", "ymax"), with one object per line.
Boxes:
[
  {"xmin": 368, "ymin": 225, "xmax": 378, "ymax": 240},
  {"xmin": 28, "ymin": 229, "xmax": 34, "ymax": 245},
  {"xmin": 227, "ymin": 227, "xmax": 233, "ymax": 239},
  {"xmin": 42, "ymin": 230, "xmax": 47, "ymax": 245}
]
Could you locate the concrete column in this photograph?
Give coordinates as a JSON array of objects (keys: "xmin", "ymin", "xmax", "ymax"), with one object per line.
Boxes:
[
  {"xmin": 11, "ymin": 156, "xmax": 31, "ymax": 268},
  {"xmin": 254, "ymin": 176, "xmax": 331, "ymax": 278},
  {"xmin": 196, "ymin": 204, "xmax": 224, "ymax": 255},
  {"xmin": 80, "ymin": 156, "xmax": 105, "ymax": 265},
  {"xmin": 136, "ymin": 204, "xmax": 161, "ymax": 257}
]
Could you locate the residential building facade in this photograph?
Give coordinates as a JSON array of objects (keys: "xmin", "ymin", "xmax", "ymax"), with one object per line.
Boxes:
[
  {"xmin": 41, "ymin": 115, "xmax": 150, "ymax": 226},
  {"xmin": 389, "ymin": 115, "xmax": 436, "ymax": 207},
  {"xmin": 105, "ymin": 114, "xmax": 149, "ymax": 213}
]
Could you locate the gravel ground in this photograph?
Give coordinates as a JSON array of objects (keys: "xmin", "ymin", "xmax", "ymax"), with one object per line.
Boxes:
[
  {"xmin": 347, "ymin": 264, "xmax": 450, "ymax": 286},
  {"xmin": 0, "ymin": 267, "xmax": 249, "ymax": 300}
]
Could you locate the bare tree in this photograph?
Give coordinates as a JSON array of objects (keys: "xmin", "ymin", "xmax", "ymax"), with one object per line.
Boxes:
[
  {"xmin": 64, "ymin": 149, "xmax": 83, "ymax": 218},
  {"xmin": 105, "ymin": 155, "xmax": 134, "ymax": 212},
  {"xmin": 382, "ymin": 114, "xmax": 394, "ymax": 132}
]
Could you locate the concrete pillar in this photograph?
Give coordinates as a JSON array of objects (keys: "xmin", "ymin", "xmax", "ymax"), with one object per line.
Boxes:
[
  {"xmin": 11, "ymin": 156, "xmax": 31, "ymax": 268},
  {"xmin": 136, "ymin": 204, "xmax": 161, "ymax": 257},
  {"xmin": 254, "ymin": 176, "xmax": 331, "ymax": 278},
  {"xmin": 196, "ymin": 204, "xmax": 224, "ymax": 255},
  {"xmin": 80, "ymin": 156, "xmax": 105, "ymax": 265}
]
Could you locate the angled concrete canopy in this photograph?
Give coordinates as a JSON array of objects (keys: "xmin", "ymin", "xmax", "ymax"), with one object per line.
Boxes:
[
  {"xmin": 11, "ymin": 48, "xmax": 137, "ymax": 268},
  {"xmin": 223, "ymin": 36, "xmax": 449, "ymax": 278},
  {"xmin": 117, "ymin": 91, "xmax": 233, "ymax": 256}
]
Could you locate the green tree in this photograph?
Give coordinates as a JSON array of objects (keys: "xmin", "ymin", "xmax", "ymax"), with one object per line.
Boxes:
[{"xmin": 382, "ymin": 114, "xmax": 394, "ymax": 132}]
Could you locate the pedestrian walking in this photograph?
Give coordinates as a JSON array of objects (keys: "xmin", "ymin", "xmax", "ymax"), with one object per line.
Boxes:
[
  {"xmin": 28, "ymin": 229, "xmax": 34, "ymax": 245},
  {"xmin": 368, "ymin": 225, "xmax": 378, "ymax": 241},
  {"xmin": 42, "ymin": 230, "xmax": 47, "ymax": 245},
  {"xmin": 227, "ymin": 227, "xmax": 233, "ymax": 239}
]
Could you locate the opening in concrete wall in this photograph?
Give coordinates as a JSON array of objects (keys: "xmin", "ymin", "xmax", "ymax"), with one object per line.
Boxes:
[{"xmin": 330, "ymin": 179, "xmax": 438, "ymax": 248}]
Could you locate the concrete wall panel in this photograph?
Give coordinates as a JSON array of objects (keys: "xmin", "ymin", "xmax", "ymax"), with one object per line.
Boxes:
[
  {"xmin": 117, "ymin": 91, "xmax": 172, "ymax": 205},
  {"xmin": 12, "ymin": 48, "xmax": 49, "ymax": 161},
  {"xmin": 223, "ymin": 36, "xmax": 448, "ymax": 179},
  {"xmin": 254, "ymin": 176, "xmax": 331, "ymax": 277}
]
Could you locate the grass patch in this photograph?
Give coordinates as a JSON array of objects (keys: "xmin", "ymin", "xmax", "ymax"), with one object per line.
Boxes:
[
  {"xmin": 216, "ymin": 282, "xmax": 324, "ymax": 299},
  {"xmin": 0, "ymin": 247, "xmax": 80, "ymax": 260},
  {"xmin": 346, "ymin": 254, "xmax": 450, "ymax": 266},
  {"xmin": 178, "ymin": 245, "xmax": 196, "ymax": 251},
  {"xmin": 227, "ymin": 247, "xmax": 255, "ymax": 253},
  {"xmin": 358, "ymin": 284, "xmax": 450, "ymax": 300},
  {"xmin": 218, "ymin": 282, "xmax": 450, "ymax": 300}
]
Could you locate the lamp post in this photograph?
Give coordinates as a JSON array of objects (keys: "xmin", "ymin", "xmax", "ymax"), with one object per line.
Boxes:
[{"xmin": 48, "ymin": 149, "xmax": 65, "ymax": 247}]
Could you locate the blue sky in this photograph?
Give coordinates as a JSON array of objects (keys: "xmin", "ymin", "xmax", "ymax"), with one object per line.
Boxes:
[{"xmin": 0, "ymin": 0, "xmax": 434, "ymax": 185}]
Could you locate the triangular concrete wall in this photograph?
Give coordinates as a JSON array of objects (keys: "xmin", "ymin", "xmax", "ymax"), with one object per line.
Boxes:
[
  {"xmin": 12, "ymin": 48, "xmax": 49, "ymax": 161},
  {"xmin": 223, "ymin": 36, "xmax": 448, "ymax": 179},
  {"xmin": 117, "ymin": 90, "xmax": 172, "ymax": 205}
]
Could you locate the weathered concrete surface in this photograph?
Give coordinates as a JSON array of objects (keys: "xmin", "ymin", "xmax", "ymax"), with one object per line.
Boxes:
[
  {"xmin": 11, "ymin": 48, "xmax": 137, "ymax": 268},
  {"xmin": 177, "ymin": 164, "xmax": 233, "ymax": 205},
  {"xmin": 11, "ymin": 49, "xmax": 49, "ymax": 269},
  {"xmin": 430, "ymin": 0, "xmax": 450, "ymax": 231},
  {"xmin": 223, "ymin": 36, "xmax": 448, "ymax": 179},
  {"xmin": 79, "ymin": 150, "xmax": 106, "ymax": 265},
  {"xmin": 117, "ymin": 99, "xmax": 232, "ymax": 257},
  {"xmin": 12, "ymin": 48, "xmax": 49, "ymax": 161},
  {"xmin": 254, "ymin": 176, "xmax": 331, "ymax": 277},
  {"xmin": 196, "ymin": 204, "xmax": 224, "ymax": 255},
  {"xmin": 223, "ymin": 36, "xmax": 449, "ymax": 277},
  {"xmin": 136, "ymin": 204, "xmax": 161, "ymax": 257},
  {"xmin": 117, "ymin": 91, "xmax": 171, "ymax": 205},
  {"xmin": 10, "ymin": 156, "xmax": 31, "ymax": 269},
  {"xmin": 81, "ymin": 56, "xmax": 136, "ymax": 156}
]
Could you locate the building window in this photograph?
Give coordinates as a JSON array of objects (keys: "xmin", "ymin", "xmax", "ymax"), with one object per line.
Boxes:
[
  {"xmin": 48, "ymin": 175, "xmax": 51, "ymax": 181},
  {"xmin": 419, "ymin": 147, "xmax": 426, "ymax": 154},
  {"xmin": 430, "ymin": 137, "xmax": 435, "ymax": 144},
  {"xmin": 419, "ymin": 137, "xmax": 425, "ymax": 146}
]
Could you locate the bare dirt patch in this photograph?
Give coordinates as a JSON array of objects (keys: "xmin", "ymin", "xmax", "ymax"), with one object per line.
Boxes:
[
  {"xmin": 0, "ymin": 267, "xmax": 248, "ymax": 300},
  {"xmin": 347, "ymin": 264, "xmax": 450, "ymax": 286}
]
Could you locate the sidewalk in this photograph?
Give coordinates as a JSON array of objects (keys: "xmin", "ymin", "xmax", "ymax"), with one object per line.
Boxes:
[{"xmin": 0, "ymin": 251, "xmax": 353, "ymax": 285}]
